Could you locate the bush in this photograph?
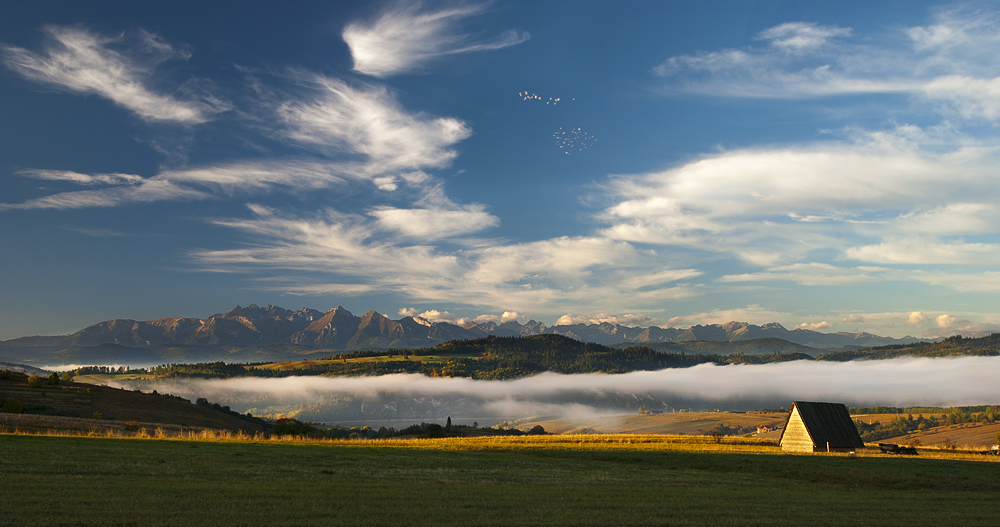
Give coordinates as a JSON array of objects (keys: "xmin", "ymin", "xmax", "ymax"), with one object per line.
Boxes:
[
  {"xmin": 272, "ymin": 417, "xmax": 317, "ymax": 437},
  {"xmin": 47, "ymin": 372, "xmax": 60, "ymax": 386},
  {"xmin": 60, "ymin": 372, "xmax": 74, "ymax": 382},
  {"xmin": 3, "ymin": 398, "xmax": 23, "ymax": 414},
  {"xmin": 426, "ymin": 423, "xmax": 444, "ymax": 438},
  {"xmin": 526, "ymin": 425, "xmax": 547, "ymax": 435},
  {"xmin": 27, "ymin": 374, "xmax": 43, "ymax": 387},
  {"xmin": 92, "ymin": 412, "xmax": 102, "ymax": 420}
]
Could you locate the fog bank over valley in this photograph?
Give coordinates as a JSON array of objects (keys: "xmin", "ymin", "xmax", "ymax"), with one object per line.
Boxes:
[{"xmin": 109, "ymin": 356, "xmax": 1000, "ymax": 424}]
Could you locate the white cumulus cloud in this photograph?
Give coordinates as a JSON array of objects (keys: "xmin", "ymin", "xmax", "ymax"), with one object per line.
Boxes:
[
  {"xmin": 936, "ymin": 314, "xmax": 957, "ymax": 328},
  {"xmin": 906, "ymin": 311, "xmax": 928, "ymax": 327},
  {"xmin": 795, "ymin": 321, "xmax": 833, "ymax": 331},
  {"xmin": 554, "ymin": 313, "xmax": 654, "ymax": 327}
]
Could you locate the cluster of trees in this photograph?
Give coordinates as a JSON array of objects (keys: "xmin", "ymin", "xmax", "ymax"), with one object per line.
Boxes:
[
  {"xmin": 706, "ymin": 422, "xmax": 760, "ymax": 438},
  {"xmin": 0, "ymin": 369, "xmax": 27, "ymax": 381},
  {"xmin": 73, "ymin": 365, "xmax": 146, "ymax": 375},
  {"xmin": 3, "ymin": 397, "xmax": 23, "ymax": 413},
  {"xmin": 26, "ymin": 372, "xmax": 71, "ymax": 387},
  {"xmin": 194, "ymin": 397, "xmax": 270, "ymax": 429},
  {"xmin": 854, "ymin": 407, "xmax": 1000, "ymax": 442},
  {"xmin": 269, "ymin": 417, "xmax": 544, "ymax": 439},
  {"xmin": 271, "ymin": 418, "xmax": 444, "ymax": 439}
]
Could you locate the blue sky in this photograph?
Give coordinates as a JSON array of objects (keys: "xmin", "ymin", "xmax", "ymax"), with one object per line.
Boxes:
[{"xmin": 3, "ymin": 0, "xmax": 1000, "ymax": 340}]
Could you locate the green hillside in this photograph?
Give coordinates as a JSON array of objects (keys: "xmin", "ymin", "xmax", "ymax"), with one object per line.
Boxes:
[
  {"xmin": 615, "ymin": 338, "xmax": 824, "ymax": 356},
  {"xmin": 817, "ymin": 334, "xmax": 1000, "ymax": 361},
  {"xmin": 0, "ymin": 370, "xmax": 266, "ymax": 432}
]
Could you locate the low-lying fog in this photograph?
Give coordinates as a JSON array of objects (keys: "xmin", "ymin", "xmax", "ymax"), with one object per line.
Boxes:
[{"xmin": 112, "ymin": 356, "xmax": 1000, "ymax": 425}]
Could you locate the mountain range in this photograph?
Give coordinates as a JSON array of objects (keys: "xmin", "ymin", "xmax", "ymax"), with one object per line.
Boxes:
[{"xmin": 1, "ymin": 303, "xmax": 923, "ymax": 352}]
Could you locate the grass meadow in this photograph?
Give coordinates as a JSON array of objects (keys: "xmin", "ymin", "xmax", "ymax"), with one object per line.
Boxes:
[{"xmin": 3, "ymin": 433, "xmax": 1000, "ymax": 526}]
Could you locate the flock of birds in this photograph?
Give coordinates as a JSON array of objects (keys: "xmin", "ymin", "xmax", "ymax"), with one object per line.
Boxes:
[
  {"xmin": 518, "ymin": 92, "xmax": 594, "ymax": 155},
  {"xmin": 518, "ymin": 91, "xmax": 574, "ymax": 105},
  {"xmin": 553, "ymin": 127, "xmax": 596, "ymax": 155}
]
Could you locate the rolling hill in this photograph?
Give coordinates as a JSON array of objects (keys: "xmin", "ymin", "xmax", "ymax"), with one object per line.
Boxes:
[{"xmin": 0, "ymin": 369, "xmax": 265, "ymax": 432}]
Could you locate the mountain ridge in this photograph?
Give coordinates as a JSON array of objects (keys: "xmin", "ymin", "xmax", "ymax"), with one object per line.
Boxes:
[{"xmin": 0, "ymin": 303, "xmax": 928, "ymax": 353}]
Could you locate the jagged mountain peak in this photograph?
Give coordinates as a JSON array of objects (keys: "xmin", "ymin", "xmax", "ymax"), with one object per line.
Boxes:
[
  {"xmin": 360, "ymin": 309, "xmax": 386, "ymax": 322},
  {"xmin": 321, "ymin": 306, "xmax": 354, "ymax": 318},
  {"xmin": 499, "ymin": 319, "xmax": 523, "ymax": 330},
  {"xmin": 220, "ymin": 303, "xmax": 294, "ymax": 321}
]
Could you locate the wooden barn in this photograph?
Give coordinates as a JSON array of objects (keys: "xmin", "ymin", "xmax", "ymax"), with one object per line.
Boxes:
[{"xmin": 779, "ymin": 401, "xmax": 865, "ymax": 453}]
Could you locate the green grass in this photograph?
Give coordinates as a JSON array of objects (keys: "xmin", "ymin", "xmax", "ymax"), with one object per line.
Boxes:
[{"xmin": 3, "ymin": 434, "xmax": 1000, "ymax": 526}]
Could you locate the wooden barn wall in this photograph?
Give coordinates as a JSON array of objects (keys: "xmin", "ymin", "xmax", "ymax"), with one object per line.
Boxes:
[{"xmin": 780, "ymin": 406, "xmax": 816, "ymax": 453}]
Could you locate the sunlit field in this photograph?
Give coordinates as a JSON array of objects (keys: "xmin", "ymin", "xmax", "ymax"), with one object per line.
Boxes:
[{"xmin": 3, "ymin": 432, "xmax": 1000, "ymax": 526}]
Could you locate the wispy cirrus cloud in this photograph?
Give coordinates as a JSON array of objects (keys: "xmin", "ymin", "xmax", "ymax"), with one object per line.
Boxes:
[
  {"xmin": 757, "ymin": 22, "xmax": 852, "ymax": 52},
  {"xmin": 274, "ymin": 72, "xmax": 471, "ymax": 173},
  {"xmin": 342, "ymin": 2, "xmax": 528, "ymax": 77},
  {"xmin": 0, "ymin": 174, "xmax": 205, "ymax": 210},
  {"xmin": 845, "ymin": 238, "xmax": 1000, "ymax": 265},
  {"xmin": 0, "ymin": 159, "xmax": 353, "ymax": 211},
  {"xmin": 908, "ymin": 270, "xmax": 1000, "ymax": 293},
  {"xmin": 655, "ymin": 7, "xmax": 1000, "ymax": 120},
  {"xmin": 2, "ymin": 71, "xmax": 476, "ymax": 211},
  {"xmin": 190, "ymin": 204, "xmax": 702, "ymax": 315},
  {"xmin": 1, "ymin": 25, "xmax": 229, "ymax": 123},
  {"xmin": 720, "ymin": 263, "xmax": 889, "ymax": 287},
  {"xmin": 15, "ymin": 169, "xmax": 143, "ymax": 186}
]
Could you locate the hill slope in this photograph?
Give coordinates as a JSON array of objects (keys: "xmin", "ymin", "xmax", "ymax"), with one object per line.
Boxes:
[
  {"xmin": 818, "ymin": 334, "xmax": 1000, "ymax": 361},
  {"xmin": 612, "ymin": 338, "xmax": 824, "ymax": 357},
  {"xmin": 0, "ymin": 370, "xmax": 264, "ymax": 432}
]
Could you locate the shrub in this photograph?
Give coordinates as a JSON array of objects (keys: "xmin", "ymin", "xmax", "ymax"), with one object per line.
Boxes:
[
  {"xmin": 27, "ymin": 374, "xmax": 43, "ymax": 387},
  {"xmin": 708, "ymin": 428, "xmax": 724, "ymax": 443},
  {"xmin": 92, "ymin": 412, "xmax": 103, "ymax": 420},
  {"xmin": 273, "ymin": 417, "xmax": 317, "ymax": 437},
  {"xmin": 60, "ymin": 372, "xmax": 74, "ymax": 382},
  {"xmin": 3, "ymin": 398, "xmax": 23, "ymax": 414},
  {"xmin": 426, "ymin": 423, "xmax": 444, "ymax": 438},
  {"xmin": 527, "ymin": 425, "xmax": 548, "ymax": 435}
]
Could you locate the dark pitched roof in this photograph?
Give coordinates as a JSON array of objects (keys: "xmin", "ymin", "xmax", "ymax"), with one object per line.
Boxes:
[{"xmin": 789, "ymin": 401, "xmax": 864, "ymax": 449}]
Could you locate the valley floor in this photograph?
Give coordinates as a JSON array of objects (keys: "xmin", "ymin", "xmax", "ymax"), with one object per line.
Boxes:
[{"xmin": 2, "ymin": 434, "xmax": 1000, "ymax": 526}]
